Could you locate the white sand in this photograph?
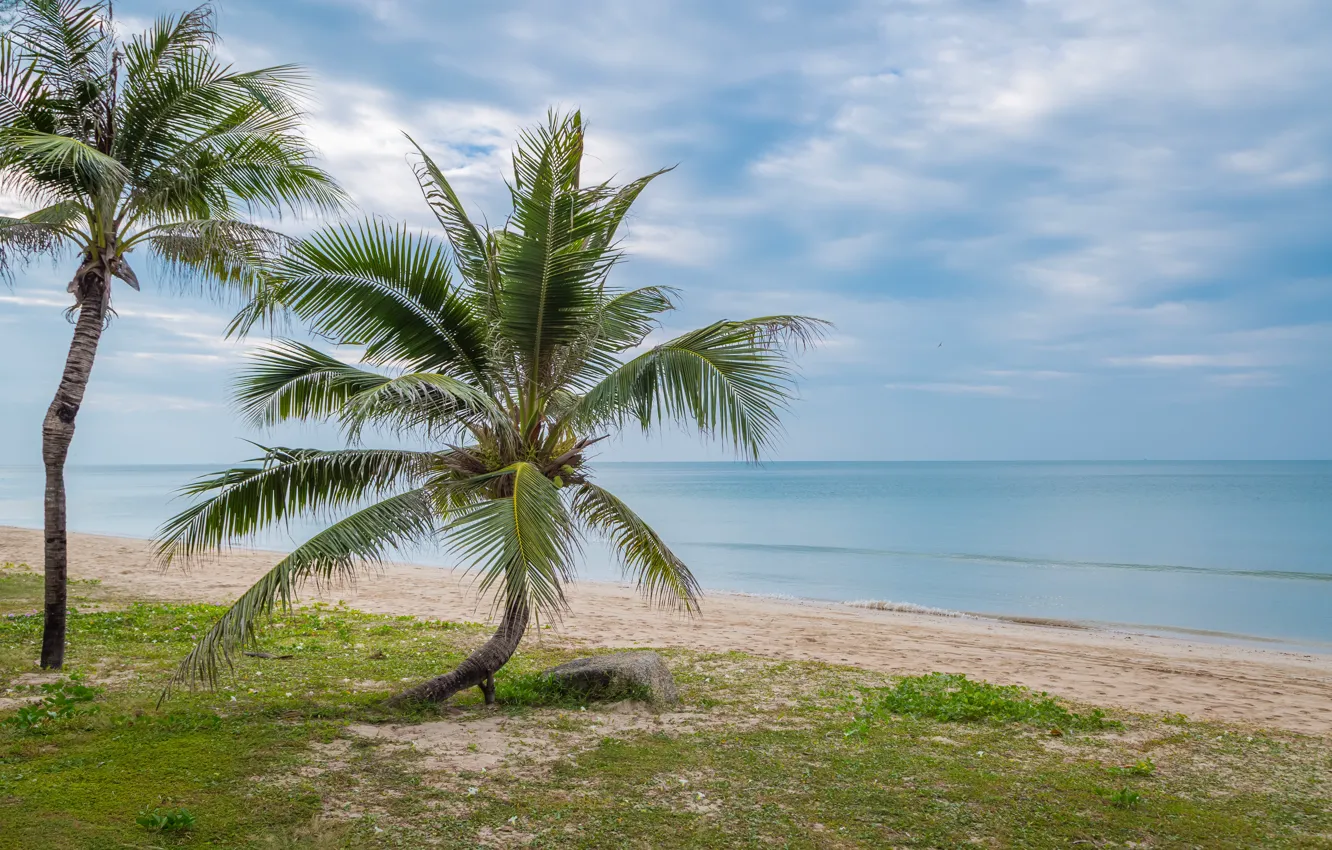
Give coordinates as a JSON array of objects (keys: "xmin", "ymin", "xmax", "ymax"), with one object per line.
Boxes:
[{"xmin": 3, "ymin": 526, "xmax": 1330, "ymax": 735}]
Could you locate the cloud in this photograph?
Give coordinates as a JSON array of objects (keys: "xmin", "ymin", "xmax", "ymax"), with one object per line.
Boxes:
[
  {"xmin": 1208, "ymin": 371, "xmax": 1283, "ymax": 388},
  {"xmin": 115, "ymin": 352, "xmax": 229, "ymax": 366},
  {"xmin": 302, "ymin": 83, "xmax": 524, "ymax": 224},
  {"xmin": 983, "ymin": 370, "xmax": 1076, "ymax": 381},
  {"xmin": 4, "ymin": 0, "xmax": 1331, "ymax": 462},
  {"xmin": 83, "ymin": 393, "xmax": 222, "ymax": 413},
  {"xmin": 619, "ymin": 223, "xmax": 723, "ymax": 268},
  {"xmin": 1106, "ymin": 353, "xmax": 1262, "ymax": 369},
  {"xmin": 0, "ymin": 293, "xmax": 70, "ymax": 309},
  {"xmin": 884, "ymin": 382, "xmax": 1018, "ymax": 397},
  {"xmin": 1221, "ymin": 132, "xmax": 1329, "ymax": 187}
]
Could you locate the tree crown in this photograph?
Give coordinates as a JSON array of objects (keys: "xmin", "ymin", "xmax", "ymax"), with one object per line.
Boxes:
[{"xmin": 0, "ymin": 0, "xmax": 342, "ymax": 302}]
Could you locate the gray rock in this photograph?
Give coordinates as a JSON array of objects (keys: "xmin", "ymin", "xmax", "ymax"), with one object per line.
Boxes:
[{"xmin": 542, "ymin": 651, "xmax": 679, "ymax": 706}]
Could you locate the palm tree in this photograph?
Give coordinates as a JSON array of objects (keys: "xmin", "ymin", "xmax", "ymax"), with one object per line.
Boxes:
[
  {"xmin": 0, "ymin": 1, "xmax": 342, "ymax": 669},
  {"xmin": 156, "ymin": 111, "xmax": 825, "ymax": 706}
]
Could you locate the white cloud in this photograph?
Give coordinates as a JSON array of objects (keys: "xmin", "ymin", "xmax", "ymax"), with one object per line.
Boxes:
[
  {"xmin": 0, "ymin": 293, "xmax": 70, "ymax": 309},
  {"xmin": 751, "ymin": 138, "xmax": 962, "ymax": 212},
  {"xmin": 1221, "ymin": 129, "xmax": 1329, "ymax": 187},
  {"xmin": 983, "ymin": 370, "xmax": 1075, "ymax": 380},
  {"xmin": 299, "ymin": 82, "xmax": 519, "ymax": 225},
  {"xmin": 619, "ymin": 223, "xmax": 723, "ymax": 268},
  {"xmin": 884, "ymin": 382, "xmax": 1017, "ymax": 397},
  {"xmin": 1106, "ymin": 353, "xmax": 1262, "ymax": 369},
  {"xmin": 1208, "ymin": 371, "xmax": 1282, "ymax": 388},
  {"xmin": 810, "ymin": 233, "xmax": 884, "ymax": 270},
  {"xmin": 727, "ymin": 0, "xmax": 1332, "ymax": 370},
  {"xmin": 115, "ymin": 352, "xmax": 228, "ymax": 366},
  {"xmin": 84, "ymin": 393, "xmax": 222, "ymax": 413}
]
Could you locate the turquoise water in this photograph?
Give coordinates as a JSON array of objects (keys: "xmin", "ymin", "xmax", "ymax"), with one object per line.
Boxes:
[{"xmin": 2, "ymin": 461, "xmax": 1330, "ymax": 647}]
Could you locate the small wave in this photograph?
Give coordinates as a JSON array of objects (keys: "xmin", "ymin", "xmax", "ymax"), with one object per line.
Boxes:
[
  {"xmin": 715, "ymin": 590, "xmax": 803, "ymax": 602},
  {"xmin": 689, "ymin": 541, "xmax": 1332, "ymax": 583},
  {"xmin": 845, "ymin": 599, "xmax": 968, "ymax": 618},
  {"xmin": 711, "ymin": 589, "xmax": 969, "ymax": 619}
]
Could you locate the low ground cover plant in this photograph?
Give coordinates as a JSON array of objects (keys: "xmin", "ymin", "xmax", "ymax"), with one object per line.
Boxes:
[
  {"xmin": 845, "ymin": 671, "xmax": 1116, "ymax": 737},
  {"xmin": 5, "ymin": 677, "xmax": 100, "ymax": 733},
  {"xmin": 135, "ymin": 807, "xmax": 197, "ymax": 833}
]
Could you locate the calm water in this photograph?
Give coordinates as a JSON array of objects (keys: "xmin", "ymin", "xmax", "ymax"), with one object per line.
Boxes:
[{"xmin": 2, "ymin": 462, "xmax": 1330, "ymax": 648}]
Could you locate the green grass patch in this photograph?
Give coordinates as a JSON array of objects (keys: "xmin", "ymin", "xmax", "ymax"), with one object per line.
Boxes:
[
  {"xmin": 847, "ymin": 671, "xmax": 1116, "ymax": 736},
  {"xmin": 494, "ymin": 670, "xmax": 652, "ymax": 708}
]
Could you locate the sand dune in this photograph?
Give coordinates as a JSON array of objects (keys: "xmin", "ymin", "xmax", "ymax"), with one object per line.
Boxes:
[{"xmin": 3, "ymin": 525, "xmax": 1329, "ymax": 735}]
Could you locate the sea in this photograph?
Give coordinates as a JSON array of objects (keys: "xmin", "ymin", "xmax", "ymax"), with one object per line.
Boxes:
[{"xmin": 2, "ymin": 461, "xmax": 1330, "ymax": 650}]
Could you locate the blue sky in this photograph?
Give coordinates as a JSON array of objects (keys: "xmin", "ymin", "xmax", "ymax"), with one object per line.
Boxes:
[{"xmin": 2, "ymin": 0, "xmax": 1330, "ymax": 464}]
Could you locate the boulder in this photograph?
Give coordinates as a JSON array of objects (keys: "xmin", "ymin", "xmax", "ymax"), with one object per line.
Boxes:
[{"xmin": 542, "ymin": 651, "xmax": 678, "ymax": 706}]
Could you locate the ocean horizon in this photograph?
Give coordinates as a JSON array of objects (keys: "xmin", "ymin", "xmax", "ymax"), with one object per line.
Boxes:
[{"xmin": 2, "ymin": 460, "xmax": 1330, "ymax": 651}]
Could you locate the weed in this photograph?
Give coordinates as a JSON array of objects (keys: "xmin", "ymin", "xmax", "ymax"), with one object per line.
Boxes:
[
  {"xmin": 136, "ymin": 807, "xmax": 197, "ymax": 832},
  {"xmin": 1110, "ymin": 757, "xmax": 1156, "ymax": 777},
  {"xmin": 1105, "ymin": 786, "xmax": 1144, "ymax": 809},
  {"xmin": 846, "ymin": 672, "xmax": 1117, "ymax": 735},
  {"xmin": 5, "ymin": 677, "xmax": 101, "ymax": 732}
]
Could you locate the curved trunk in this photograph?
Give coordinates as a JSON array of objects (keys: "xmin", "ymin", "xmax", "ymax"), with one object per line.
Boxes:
[
  {"xmin": 388, "ymin": 601, "xmax": 529, "ymax": 706},
  {"xmin": 40, "ymin": 266, "xmax": 109, "ymax": 670}
]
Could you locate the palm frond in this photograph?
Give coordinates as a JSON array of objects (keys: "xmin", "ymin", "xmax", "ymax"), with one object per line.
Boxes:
[
  {"xmin": 232, "ymin": 340, "xmax": 392, "ymax": 428},
  {"xmin": 257, "ymin": 220, "xmax": 490, "ymax": 380},
  {"xmin": 575, "ymin": 315, "xmax": 829, "ymax": 460},
  {"xmin": 235, "ymin": 340, "xmax": 500, "ymax": 439},
  {"xmin": 406, "ymin": 134, "xmax": 495, "ymax": 301},
  {"xmin": 572, "ymin": 481, "xmax": 700, "ymax": 612},
  {"xmin": 166, "ymin": 487, "xmax": 437, "ymax": 691},
  {"xmin": 560, "ymin": 285, "xmax": 678, "ymax": 390},
  {"xmin": 116, "ymin": 29, "xmax": 341, "ymax": 220},
  {"xmin": 0, "ymin": 200, "xmax": 82, "ymax": 279},
  {"xmin": 137, "ymin": 218, "xmax": 290, "ymax": 292},
  {"xmin": 0, "ymin": 127, "xmax": 128, "ymax": 200},
  {"xmin": 586, "ymin": 166, "xmax": 674, "ymax": 253},
  {"xmin": 122, "ymin": 4, "xmax": 218, "ymax": 86},
  {"xmin": 0, "ymin": 32, "xmax": 46, "ymax": 131},
  {"xmin": 596, "ymin": 286, "xmax": 677, "ymax": 349},
  {"xmin": 124, "ymin": 101, "xmax": 342, "ymax": 222},
  {"xmin": 9, "ymin": 0, "xmax": 109, "ymax": 107},
  {"xmin": 496, "ymin": 110, "xmax": 616, "ymax": 393},
  {"xmin": 155, "ymin": 445, "xmax": 431, "ymax": 566},
  {"xmin": 339, "ymin": 371, "xmax": 503, "ymax": 442},
  {"xmin": 446, "ymin": 461, "xmax": 580, "ymax": 619}
]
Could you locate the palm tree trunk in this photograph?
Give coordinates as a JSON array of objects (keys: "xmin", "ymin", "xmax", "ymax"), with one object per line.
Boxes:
[
  {"xmin": 388, "ymin": 601, "xmax": 529, "ymax": 706},
  {"xmin": 40, "ymin": 267, "xmax": 108, "ymax": 670}
]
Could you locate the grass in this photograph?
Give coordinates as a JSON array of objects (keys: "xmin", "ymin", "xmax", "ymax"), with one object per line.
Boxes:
[
  {"xmin": 493, "ymin": 670, "xmax": 652, "ymax": 708},
  {"xmin": 0, "ymin": 567, "xmax": 1330, "ymax": 848},
  {"xmin": 844, "ymin": 671, "xmax": 1115, "ymax": 736}
]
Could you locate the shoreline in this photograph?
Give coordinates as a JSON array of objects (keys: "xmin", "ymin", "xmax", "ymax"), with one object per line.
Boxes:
[
  {"xmin": 724, "ymin": 592, "xmax": 1332, "ymax": 655},
  {"xmin": 3, "ymin": 525, "xmax": 1332, "ymax": 735}
]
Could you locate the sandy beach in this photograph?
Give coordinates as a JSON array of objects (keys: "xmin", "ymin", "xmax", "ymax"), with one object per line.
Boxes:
[{"xmin": 3, "ymin": 525, "xmax": 1330, "ymax": 735}]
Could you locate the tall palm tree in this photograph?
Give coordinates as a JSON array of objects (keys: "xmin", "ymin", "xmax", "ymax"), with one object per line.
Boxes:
[
  {"xmin": 157, "ymin": 111, "xmax": 825, "ymax": 705},
  {"xmin": 0, "ymin": 1, "xmax": 342, "ymax": 669}
]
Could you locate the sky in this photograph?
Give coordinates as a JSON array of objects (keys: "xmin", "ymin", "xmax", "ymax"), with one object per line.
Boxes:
[{"xmin": 1, "ymin": 0, "xmax": 1330, "ymax": 465}]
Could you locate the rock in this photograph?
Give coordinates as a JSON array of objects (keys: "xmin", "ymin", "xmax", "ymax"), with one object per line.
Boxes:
[{"xmin": 542, "ymin": 651, "xmax": 679, "ymax": 706}]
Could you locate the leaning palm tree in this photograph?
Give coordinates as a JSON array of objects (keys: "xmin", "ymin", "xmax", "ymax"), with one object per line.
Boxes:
[
  {"xmin": 0, "ymin": 1, "xmax": 342, "ymax": 668},
  {"xmin": 157, "ymin": 111, "xmax": 825, "ymax": 705}
]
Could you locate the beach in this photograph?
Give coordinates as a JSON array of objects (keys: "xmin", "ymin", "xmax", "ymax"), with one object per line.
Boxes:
[{"xmin": 3, "ymin": 524, "xmax": 1329, "ymax": 735}]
